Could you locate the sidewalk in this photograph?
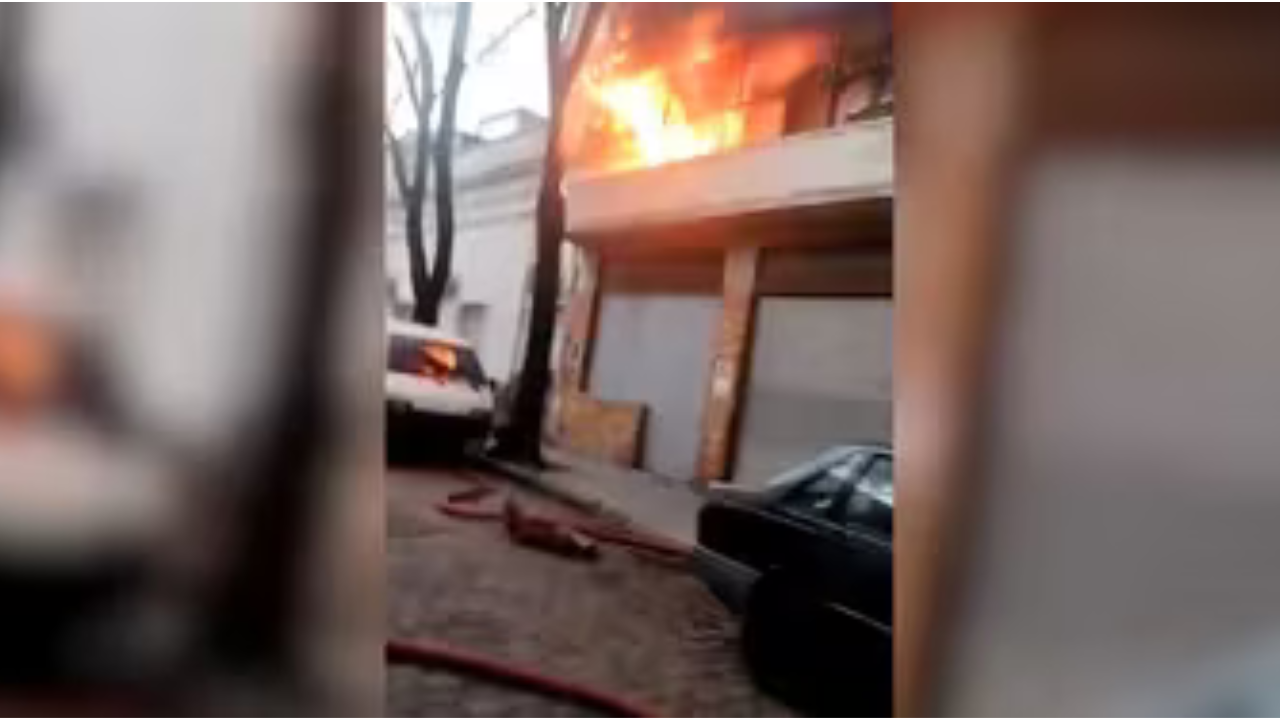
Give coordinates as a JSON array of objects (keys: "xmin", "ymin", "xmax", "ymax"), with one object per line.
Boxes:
[{"xmin": 480, "ymin": 446, "xmax": 704, "ymax": 547}]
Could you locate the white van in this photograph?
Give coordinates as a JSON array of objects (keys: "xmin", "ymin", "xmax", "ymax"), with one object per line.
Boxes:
[{"xmin": 385, "ymin": 318, "xmax": 494, "ymax": 448}]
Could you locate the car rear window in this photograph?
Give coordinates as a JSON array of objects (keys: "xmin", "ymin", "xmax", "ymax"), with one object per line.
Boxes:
[
  {"xmin": 388, "ymin": 334, "xmax": 486, "ymax": 387},
  {"xmin": 844, "ymin": 455, "xmax": 893, "ymax": 535},
  {"xmin": 779, "ymin": 455, "xmax": 860, "ymax": 519},
  {"xmin": 779, "ymin": 452, "xmax": 894, "ymax": 536}
]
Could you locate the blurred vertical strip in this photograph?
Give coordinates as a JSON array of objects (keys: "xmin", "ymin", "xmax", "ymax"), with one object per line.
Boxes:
[
  {"xmin": 204, "ymin": 0, "xmax": 379, "ymax": 691},
  {"xmin": 0, "ymin": 5, "xmax": 25, "ymax": 168},
  {"xmin": 898, "ymin": 5, "xmax": 1280, "ymax": 716},
  {"xmin": 893, "ymin": 5, "xmax": 1029, "ymax": 716}
]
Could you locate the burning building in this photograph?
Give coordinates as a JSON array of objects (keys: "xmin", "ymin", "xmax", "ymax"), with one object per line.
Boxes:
[{"xmin": 554, "ymin": 3, "xmax": 892, "ymax": 485}]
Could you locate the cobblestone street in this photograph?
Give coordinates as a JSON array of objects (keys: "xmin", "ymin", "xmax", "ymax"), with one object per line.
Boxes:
[{"xmin": 386, "ymin": 464, "xmax": 793, "ymax": 717}]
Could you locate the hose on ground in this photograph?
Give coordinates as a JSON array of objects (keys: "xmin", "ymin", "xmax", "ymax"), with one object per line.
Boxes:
[
  {"xmin": 386, "ymin": 638, "xmax": 657, "ymax": 717},
  {"xmin": 399, "ymin": 472, "xmax": 680, "ymax": 716},
  {"xmin": 436, "ymin": 487, "xmax": 691, "ymax": 561}
]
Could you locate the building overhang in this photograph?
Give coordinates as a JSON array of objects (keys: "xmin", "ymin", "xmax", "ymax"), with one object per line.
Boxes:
[{"xmin": 564, "ymin": 118, "xmax": 892, "ymax": 251}]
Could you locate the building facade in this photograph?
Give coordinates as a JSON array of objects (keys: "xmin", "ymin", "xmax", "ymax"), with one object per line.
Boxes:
[{"xmin": 553, "ymin": 4, "xmax": 892, "ymax": 486}]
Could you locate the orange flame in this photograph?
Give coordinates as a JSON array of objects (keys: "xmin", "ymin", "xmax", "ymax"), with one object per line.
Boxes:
[
  {"xmin": 587, "ymin": 69, "xmax": 744, "ymax": 169},
  {"xmin": 574, "ymin": 6, "xmax": 832, "ymax": 172}
]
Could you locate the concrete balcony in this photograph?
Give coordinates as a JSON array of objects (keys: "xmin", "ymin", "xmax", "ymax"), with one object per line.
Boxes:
[{"xmin": 565, "ymin": 117, "xmax": 893, "ymax": 239}]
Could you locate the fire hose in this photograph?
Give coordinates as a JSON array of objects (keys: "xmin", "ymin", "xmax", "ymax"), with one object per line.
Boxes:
[
  {"xmin": 386, "ymin": 638, "xmax": 657, "ymax": 718},
  {"xmin": 388, "ymin": 475, "xmax": 688, "ymax": 716},
  {"xmin": 435, "ymin": 483, "xmax": 691, "ymax": 561}
]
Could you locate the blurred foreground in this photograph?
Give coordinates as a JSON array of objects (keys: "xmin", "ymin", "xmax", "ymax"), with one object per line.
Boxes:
[
  {"xmin": 898, "ymin": 5, "xmax": 1280, "ymax": 716},
  {"xmin": 0, "ymin": 5, "xmax": 380, "ymax": 714}
]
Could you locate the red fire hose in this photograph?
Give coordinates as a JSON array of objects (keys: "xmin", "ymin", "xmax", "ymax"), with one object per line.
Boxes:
[
  {"xmin": 386, "ymin": 638, "xmax": 657, "ymax": 717},
  {"xmin": 392, "ymin": 474, "xmax": 685, "ymax": 716},
  {"xmin": 436, "ymin": 485, "xmax": 692, "ymax": 560}
]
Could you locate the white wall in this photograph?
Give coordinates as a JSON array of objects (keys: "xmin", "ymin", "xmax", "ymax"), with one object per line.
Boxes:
[
  {"xmin": 385, "ymin": 127, "xmax": 544, "ymax": 380},
  {"xmin": 441, "ymin": 208, "xmax": 536, "ymax": 380}
]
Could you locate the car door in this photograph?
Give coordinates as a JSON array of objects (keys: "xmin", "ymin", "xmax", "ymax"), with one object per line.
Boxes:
[
  {"xmin": 744, "ymin": 451, "xmax": 893, "ymax": 716},
  {"xmin": 825, "ymin": 451, "xmax": 893, "ymax": 626},
  {"xmin": 769, "ymin": 452, "xmax": 889, "ymax": 613},
  {"xmin": 698, "ymin": 449, "xmax": 862, "ymax": 576}
]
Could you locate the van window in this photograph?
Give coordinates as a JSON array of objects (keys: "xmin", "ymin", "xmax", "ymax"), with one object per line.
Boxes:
[{"xmin": 388, "ymin": 334, "xmax": 486, "ymax": 388}]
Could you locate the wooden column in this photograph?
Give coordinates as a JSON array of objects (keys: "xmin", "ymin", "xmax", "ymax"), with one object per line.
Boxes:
[
  {"xmin": 552, "ymin": 249, "xmax": 601, "ymax": 436},
  {"xmin": 696, "ymin": 247, "xmax": 759, "ymax": 482}
]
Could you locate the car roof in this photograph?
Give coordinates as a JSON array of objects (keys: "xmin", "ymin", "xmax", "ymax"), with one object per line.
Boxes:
[
  {"xmin": 387, "ymin": 318, "xmax": 471, "ymax": 348},
  {"xmin": 759, "ymin": 444, "xmax": 891, "ymax": 494},
  {"xmin": 842, "ymin": 443, "xmax": 892, "ymax": 457}
]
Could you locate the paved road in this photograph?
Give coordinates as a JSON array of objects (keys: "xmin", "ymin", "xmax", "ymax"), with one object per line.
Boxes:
[{"xmin": 386, "ymin": 463, "xmax": 793, "ymax": 717}]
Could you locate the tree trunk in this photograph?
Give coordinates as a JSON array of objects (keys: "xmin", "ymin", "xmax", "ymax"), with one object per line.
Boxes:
[
  {"xmin": 399, "ymin": 4, "xmax": 436, "ymax": 325},
  {"xmin": 499, "ymin": 127, "xmax": 565, "ymax": 463},
  {"xmin": 405, "ymin": 183, "xmax": 434, "ymax": 325},
  {"xmin": 422, "ymin": 2, "xmax": 472, "ymax": 327},
  {"xmin": 496, "ymin": 2, "xmax": 602, "ymax": 465}
]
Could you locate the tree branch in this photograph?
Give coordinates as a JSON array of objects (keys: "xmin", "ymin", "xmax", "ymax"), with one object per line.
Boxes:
[
  {"xmin": 409, "ymin": 5, "xmax": 435, "ymax": 121},
  {"xmin": 447, "ymin": 3, "xmax": 474, "ymax": 76},
  {"xmin": 423, "ymin": 1, "xmax": 472, "ymax": 322},
  {"xmin": 383, "ymin": 125, "xmax": 412, "ymax": 203},
  {"xmin": 394, "ymin": 34, "xmax": 423, "ymax": 116},
  {"xmin": 469, "ymin": 2, "xmax": 536, "ymax": 68},
  {"xmin": 564, "ymin": 3, "xmax": 604, "ymax": 91},
  {"xmin": 544, "ymin": 3, "xmax": 565, "ymax": 98},
  {"xmin": 395, "ymin": 4, "xmax": 436, "ymax": 116},
  {"xmin": 542, "ymin": 3, "xmax": 603, "ymax": 103},
  {"xmin": 405, "ymin": 2, "xmax": 434, "ymax": 202}
]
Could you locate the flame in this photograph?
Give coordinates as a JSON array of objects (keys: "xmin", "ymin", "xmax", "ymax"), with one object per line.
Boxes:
[
  {"xmin": 420, "ymin": 343, "xmax": 457, "ymax": 380},
  {"xmin": 587, "ymin": 69, "xmax": 744, "ymax": 169},
  {"xmin": 574, "ymin": 6, "xmax": 831, "ymax": 172}
]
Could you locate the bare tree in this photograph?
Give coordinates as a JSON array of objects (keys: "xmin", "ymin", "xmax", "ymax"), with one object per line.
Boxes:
[
  {"xmin": 385, "ymin": 3, "xmax": 435, "ymax": 324},
  {"xmin": 496, "ymin": 2, "xmax": 603, "ymax": 465},
  {"xmin": 470, "ymin": 3, "xmax": 536, "ymax": 69},
  {"xmin": 423, "ymin": 2, "xmax": 472, "ymax": 325},
  {"xmin": 385, "ymin": 2, "xmax": 471, "ymax": 326}
]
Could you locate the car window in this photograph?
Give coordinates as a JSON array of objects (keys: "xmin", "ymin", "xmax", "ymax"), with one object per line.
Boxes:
[
  {"xmin": 388, "ymin": 334, "xmax": 486, "ymax": 387},
  {"xmin": 778, "ymin": 454, "xmax": 862, "ymax": 523},
  {"xmin": 860, "ymin": 456, "xmax": 893, "ymax": 505},
  {"xmin": 842, "ymin": 455, "xmax": 893, "ymax": 535}
]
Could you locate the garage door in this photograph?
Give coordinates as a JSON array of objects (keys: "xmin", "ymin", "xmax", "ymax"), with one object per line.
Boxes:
[
  {"xmin": 735, "ymin": 297, "xmax": 892, "ymax": 486},
  {"xmin": 590, "ymin": 294, "xmax": 720, "ymax": 481}
]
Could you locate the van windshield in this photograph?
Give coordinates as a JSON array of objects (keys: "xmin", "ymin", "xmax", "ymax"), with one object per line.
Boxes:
[{"xmin": 388, "ymin": 334, "xmax": 486, "ymax": 388}]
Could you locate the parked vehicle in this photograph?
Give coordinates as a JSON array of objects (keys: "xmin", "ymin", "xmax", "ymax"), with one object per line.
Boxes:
[
  {"xmin": 694, "ymin": 445, "xmax": 892, "ymax": 716},
  {"xmin": 385, "ymin": 319, "xmax": 494, "ymax": 452}
]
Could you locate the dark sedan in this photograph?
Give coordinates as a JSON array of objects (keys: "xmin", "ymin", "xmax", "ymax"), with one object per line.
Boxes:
[{"xmin": 694, "ymin": 445, "xmax": 892, "ymax": 716}]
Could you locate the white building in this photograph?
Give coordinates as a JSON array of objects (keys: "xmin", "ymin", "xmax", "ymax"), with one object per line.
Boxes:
[{"xmin": 386, "ymin": 111, "xmax": 547, "ymax": 381}]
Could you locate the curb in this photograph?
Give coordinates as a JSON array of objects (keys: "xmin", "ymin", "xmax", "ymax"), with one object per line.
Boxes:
[{"xmin": 473, "ymin": 453, "xmax": 629, "ymax": 525}]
